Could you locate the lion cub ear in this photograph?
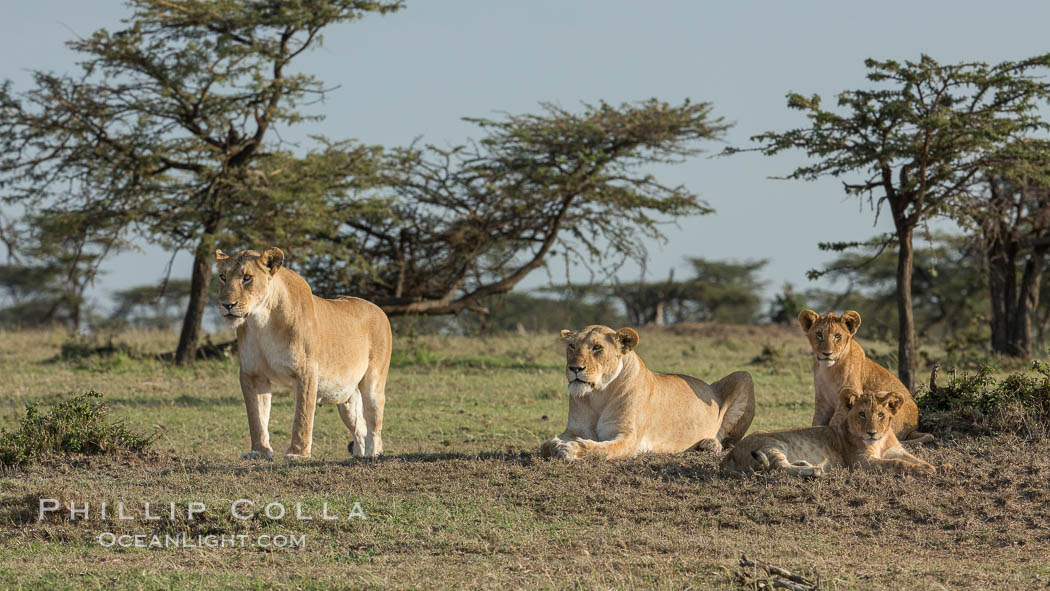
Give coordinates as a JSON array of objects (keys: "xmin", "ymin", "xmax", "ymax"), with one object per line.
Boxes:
[
  {"xmin": 798, "ymin": 309, "xmax": 819, "ymax": 332},
  {"xmin": 215, "ymin": 249, "xmax": 229, "ymax": 261},
  {"xmin": 842, "ymin": 310, "xmax": 862, "ymax": 335},
  {"xmin": 616, "ymin": 328, "xmax": 640, "ymax": 353},
  {"xmin": 559, "ymin": 329, "xmax": 576, "ymax": 343},
  {"xmin": 259, "ymin": 247, "xmax": 285, "ymax": 275},
  {"xmin": 880, "ymin": 392, "xmax": 905, "ymax": 415},
  {"xmin": 838, "ymin": 387, "xmax": 861, "ymax": 409}
]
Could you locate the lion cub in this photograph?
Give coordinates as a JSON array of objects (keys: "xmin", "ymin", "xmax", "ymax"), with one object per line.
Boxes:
[
  {"xmin": 541, "ymin": 325, "xmax": 755, "ymax": 461},
  {"xmin": 798, "ymin": 309, "xmax": 932, "ymax": 444},
  {"xmin": 720, "ymin": 389, "xmax": 937, "ymax": 477}
]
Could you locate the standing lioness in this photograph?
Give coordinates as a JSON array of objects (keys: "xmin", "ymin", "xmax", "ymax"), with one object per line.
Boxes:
[
  {"xmin": 216, "ymin": 247, "xmax": 392, "ymax": 460},
  {"xmin": 541, "ymin": 325, "xmax": 755, "ymax": 461}
]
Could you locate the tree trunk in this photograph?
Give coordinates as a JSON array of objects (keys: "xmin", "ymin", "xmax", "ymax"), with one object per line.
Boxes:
[
  {"xmin": 895, "ymin": 228, "xmax": 917, "ymax": 391},
  {"xmin": 1007, "ymin": 249, "xmax": 1047, "ymax": 358},
  {"xmin": 986, "ymin": 233, "xmax": 1012, "ymax": 355},
  {"xmin": 174, "ymin": 239, "xmax": 215, "ymax": 365}
]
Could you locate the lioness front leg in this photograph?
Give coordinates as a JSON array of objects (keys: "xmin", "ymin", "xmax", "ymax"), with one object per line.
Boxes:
[
  {"xmin": 285, "ymin": 367, "xmax": 319, "ymax": 460},
  {"xmin": 240, "ymin": 372, "xmax": 274, "ymax": 461},
  {"xmin": 873, "ymin": 446, "xmax": 937, "ymax": 475},
  {"xmin": 540, "ymin": 431, "xmax": 581, "ymax": 460},
  {"xmin": 568, "ymin": 433, "xmax": 638, "ymax": 460},
  {"xmin": 761, "ymin": 448, "xmax": 827, "ymax": 477}
]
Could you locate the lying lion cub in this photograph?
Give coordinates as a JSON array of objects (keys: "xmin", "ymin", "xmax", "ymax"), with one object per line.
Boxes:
[
  {"xmin": 798, "ymin": 309, "xmax": 932, "ymax": 444},
  {"xmin": 721, "ymin": 389, "xmax": 937, "ymax": 477},
  {"xmin": 216, "ymin": 247, "xmax": 392, "ymax": 461},
  {"xmin": 541, "ymin": 325, "xmax": 755, "ymax": 461}
]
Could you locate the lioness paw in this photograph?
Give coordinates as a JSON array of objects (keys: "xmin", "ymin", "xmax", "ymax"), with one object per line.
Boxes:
[
  {"xmin": 242, "ymin": 449, "xmax": 274, "ymax": 461},
  {"xmin": 554, "ymin": 441, "xmax": 580, "ymax": 462},
  {"xmin": 539, "ymin": 439, "xmax": 559, "ymax": 459},
  {"xmin": 283, "ymin": 452, "xmax": 311, "ymax": 462},
  {"xmin": 694, "ymin": 438, "xmax": 723, "ymax": 454}
]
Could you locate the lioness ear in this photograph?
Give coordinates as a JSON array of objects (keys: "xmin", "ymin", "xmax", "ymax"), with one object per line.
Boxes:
[
  {"xmin": 559, "ymin": 329, "xmax": 576, "ymax": 343},
  {"xmin": 259, "ymin": 247, "xmax": 284, "ymax": 275},
  {"xmin": 882, "ymin": 392, "xmax": 905, "ymax": 415},
  {"xmin": 616, "ymin": 328, "xmax": 640, "ymax": 353},
  {"xmin": 839, "ymin": 388, "xmax": 861, "ymax": 409},
  {"xmin": 215, "ymin": 249, "xmax": 229, "ymax": 261},
  {"xmin": 842, "ymin": 310, "xmax": 862, "ymax": 335},
  {"xmin": 798, "ymin": 309, "xmax": 819, "ymax": 332}
]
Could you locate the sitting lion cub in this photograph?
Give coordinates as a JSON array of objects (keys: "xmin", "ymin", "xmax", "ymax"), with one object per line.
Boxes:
[
  {"xmin": 540, "ymin": 325, "xmax": 755, "ymax": 461},
  {"xmin": 216, "ymin": 247, "xmax": 392, "ymax": 461},
  {"xmin": 798, "ymin": 309, "xmax": 932, "ymax": 444},
  {"xmin": 721, "ymin": 389, "xmax": 937, "ymax": 477}
]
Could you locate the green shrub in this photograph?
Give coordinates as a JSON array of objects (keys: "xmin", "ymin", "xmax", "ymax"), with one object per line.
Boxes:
[
  {"xmin": 0, "ymin": 392, "xmax": 155, "ymax": 469},
  {"xmin": 917, "ymin": 361, "xmax": 1050, "ymax": 440}
]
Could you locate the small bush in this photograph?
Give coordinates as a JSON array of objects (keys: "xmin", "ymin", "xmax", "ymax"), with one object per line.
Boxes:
[
  {"xmin": 58, "ymin": 338, "xmax": 140, "ymax": 361},
  {"xmin": 917, "ymin": 361, "xmax": 1050, "ymax": 440},
  {"xmin": 749, "ymin": 343, "xmax": 786, "ymax": 366},
  {"xmin": 0, "ymin": 391, "xmax": 155, "ymax": 469}
]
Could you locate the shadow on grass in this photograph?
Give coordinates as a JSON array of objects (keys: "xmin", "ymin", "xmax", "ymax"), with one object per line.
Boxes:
[
  {"xmin": 102, "ymin": 395, "xmax": 244, "ymax": 408},
  {"xmin": 176, "ymin": 449, "xmax": 541, "ymax": 475}
]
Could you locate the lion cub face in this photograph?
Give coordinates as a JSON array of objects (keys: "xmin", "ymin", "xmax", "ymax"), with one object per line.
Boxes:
[
  {"xmin": 798, "ymin": 309, "xmax": 861, "ymax": 367},
  {"xmin": 840, "ymin": 389, "xmax": 903, "ymax": 446},
  {"xmin": 214, "ymin": 247, "xmax": 285, "ymax": 326},
  {"xmin": 559, "ymin": 325, "xmax": 640, "ymax": 397}
]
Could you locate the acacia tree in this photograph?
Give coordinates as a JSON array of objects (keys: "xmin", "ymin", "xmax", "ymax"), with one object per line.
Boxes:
[
  {"xmin": 741, "ymin": 54, "xmax": 1050, "ymax": 388},
  {"xmin": 0, "ymin": 0, "xmax": 399, "ymax": 363},
  {"xmin": 0, "ymin": 204, "xmax": 123, "ymax": 331},
  {"xmin": 303, "ymin": 100, "xmax": 730, "ymax": 315},
  {"xmin": 970, "ymin": 167, "xmax": 1050, "ymax": 357}
]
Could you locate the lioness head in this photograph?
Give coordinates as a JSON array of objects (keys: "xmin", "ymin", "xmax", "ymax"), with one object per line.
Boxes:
[
  {"xmin": 840, "ymin": 388, "xmax": 904, "ymax": 446},
  {"xmin": 797, "ymin": 309, "xmax": 861, "ymax": 367},
  {"xmin": 559, "ymin": 325, "xmax": 640, "ymax": 397},
  {"xmin": 214, "ymin": 247, "xmax": 285, "ymax": 326}
]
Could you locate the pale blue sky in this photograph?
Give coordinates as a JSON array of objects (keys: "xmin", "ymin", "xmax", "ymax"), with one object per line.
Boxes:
[{"xmin": 3, "ymin": 1, "xmax": 1048, "ymax": 310}]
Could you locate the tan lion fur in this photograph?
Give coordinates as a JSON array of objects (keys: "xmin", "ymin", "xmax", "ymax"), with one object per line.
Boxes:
[
  {"xmin": 540, "ymin": 325, "xmax": 755, "ymax": 461},
  {"xmin": 216, "ymin": 247, "xmax": 392, "ymax": 460},
  {"xmin": 797, "ymin": 309, "xmax": 932, "ymax": 444},
  {"xmin": 721, "ymin": 389, "xmax": 938, "ymax": 477}
]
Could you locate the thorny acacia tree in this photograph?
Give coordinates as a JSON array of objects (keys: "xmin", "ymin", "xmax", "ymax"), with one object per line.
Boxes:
[
  {"xmin": 303, "ymin": 100, "xmax": 730, "ymax": 316},
  {"xmin": 969, "ymin": 160, "xmax": 1050, "ymax": 358},
  {"xmin": 0, "ymin": 0, "xmax": 399, "ymax": 363},
  {"xmin": 740, "ymin": 54, "xmax": 1050, "ymax": 389}
]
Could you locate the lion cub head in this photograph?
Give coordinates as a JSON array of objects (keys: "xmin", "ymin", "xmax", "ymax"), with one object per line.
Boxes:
[
  {"xmin": 839, "ymin": 388, "xmax": 904, "ymax": 446},
  {"xmin": 559, "ymin": 325, "xmax": 640, "ymax": 397},
  {"xmin": 798, "ymin": 309, "xmax": 861, "ymax": 367},
  {"xmin": 214, "ymin": 247, "xmax": 285, "ymax": 326}
]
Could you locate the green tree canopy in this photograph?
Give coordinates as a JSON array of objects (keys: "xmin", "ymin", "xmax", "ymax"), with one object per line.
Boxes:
[
  {"xmin": 302, "ymin": 99, "xmax": 730, "ymax": 315},
  {"xmin": 0, "ymin": 0, "xmax": 400, "ymax": 362},
  {"xmin": 738, "ymin": 53, "xmax": 1050, "ymax": 388}
]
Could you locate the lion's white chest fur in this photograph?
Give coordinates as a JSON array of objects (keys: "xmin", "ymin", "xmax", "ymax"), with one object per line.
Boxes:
[
  {"xmin": 813, "ymin": 364, "xmax": 839, "ymax": 408},
  {"xmin": 238, "ymin": 325, "xmax": 298, "ymax": 388},
  {"xmin": 235, "ymin": 283, "xmax": 299, "ymax": 387}
]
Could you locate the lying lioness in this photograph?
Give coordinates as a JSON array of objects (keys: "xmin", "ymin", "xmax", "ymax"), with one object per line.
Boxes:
[
  {"xmin": 216, "ymin": 247, "xmax": 392, "ymax": 460},
  {"xmin": 540, "ymin": 325, "xmax": 755, "ymax": 461},
  {"xmin": 720, "ymin": 388, "xmax": 937, "ymax": 477}
]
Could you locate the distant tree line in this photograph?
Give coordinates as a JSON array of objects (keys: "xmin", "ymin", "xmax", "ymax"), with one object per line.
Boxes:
[
  {"xmin": 0, "ymin": 1, "xmax": 1048, "ymax": 382},
  {"xmin": 0, "ymin": 0, "xmax": 727, "ymax": 362}
]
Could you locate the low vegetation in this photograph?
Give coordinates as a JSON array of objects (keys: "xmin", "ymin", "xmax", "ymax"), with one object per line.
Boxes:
[
  {"xmin": 918, "ymin": 360, "xmax": 1050, "ymax": 440},
  {"xmin": 0, "ymin": 391, "xmax": 155, "ymax": 469},
  {"xmin": 0, "ymin": 326, "xmax": 1047, "ymax": 589}
]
